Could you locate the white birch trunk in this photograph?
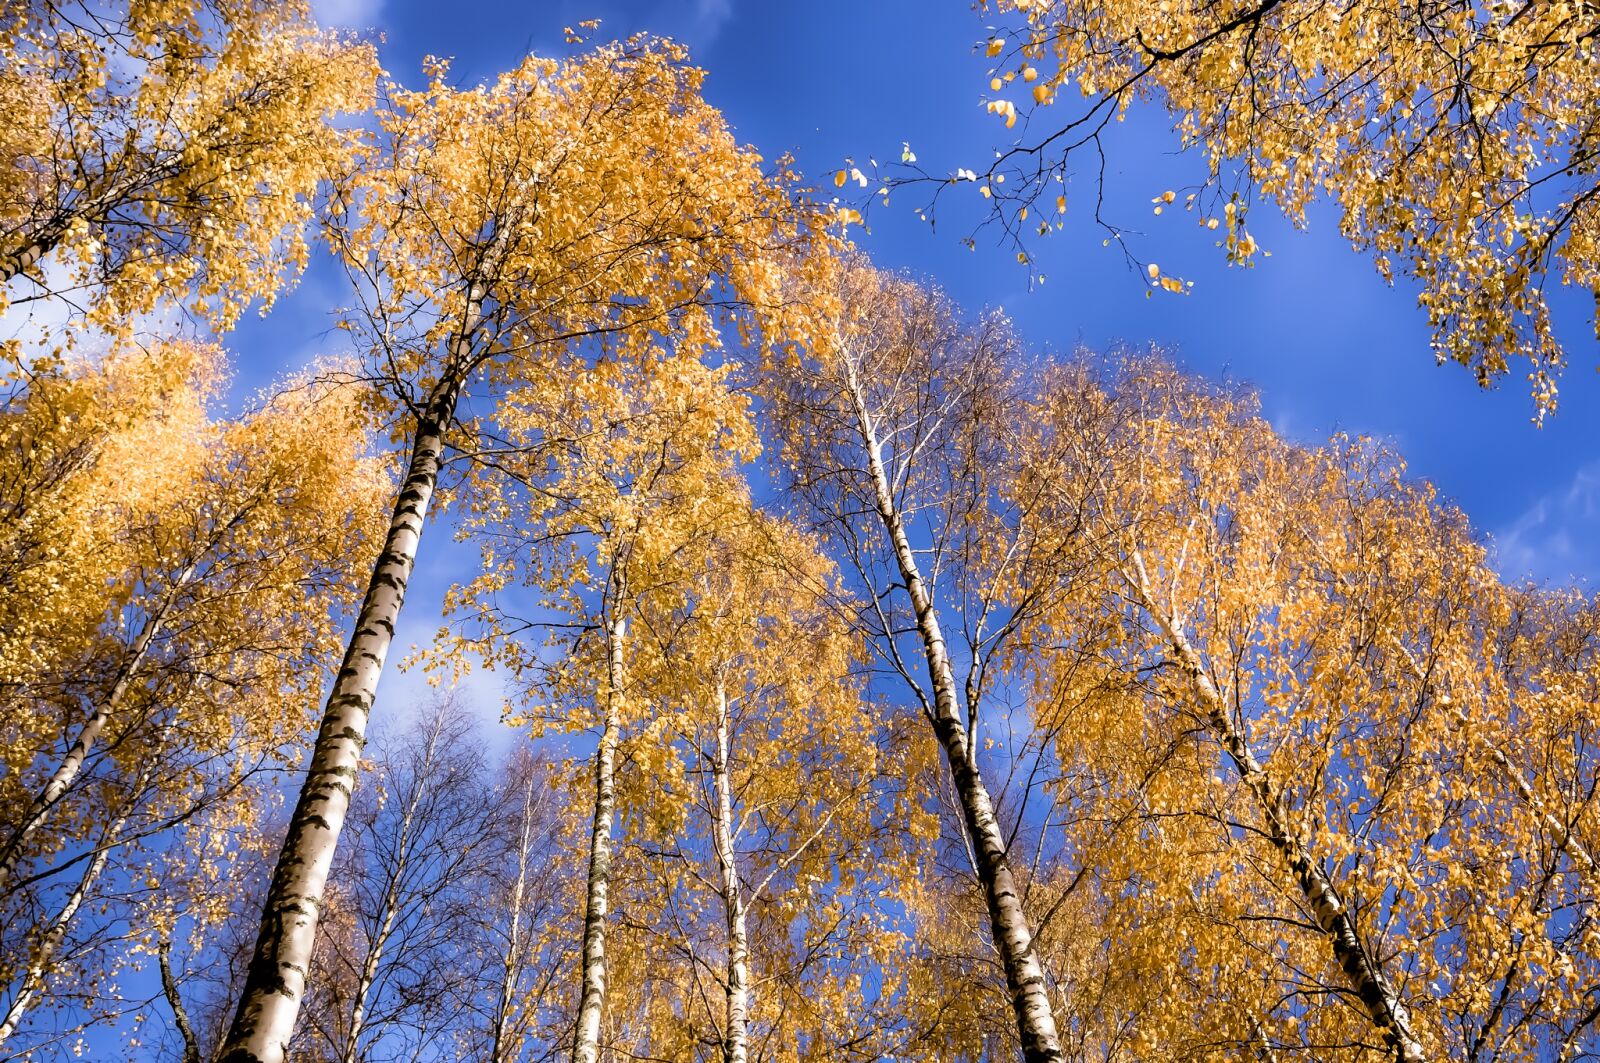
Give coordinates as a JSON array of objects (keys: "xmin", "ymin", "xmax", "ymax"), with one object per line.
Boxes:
[
  {"xmin": 0, "ymin": 834, "xmax": 114, "ymax": 1048},
  {"xmin": 0, "ymin": 209, "xmax": 84, "ymax": 285},
  {"xmin": 844, "ymin": 369, "xmax": 1065, "ymax": 1063},
  {"xmin": 340, "ymin": 897, "xmax": 397, "ymax": 1063},
  {"xmin": 0, "ymin": 229, "xmax": 61, "ymax": 284},
  {"xmin": 710, "ymin": 681, "xmax": 751, "ymax": 1063},
  {"xmin": 1250, "ymin": 1017, "xmax": 1280, "ymax": 1063},
  {"xmin": 490, "ymin": 774, "xmax": 539, "ymax": 1063},
  {"xmin": 571, "ymin": 581, "xmax": 627, "ymax": 1063},
  {"xmin": 0, "ymin": 162, "xmax": 178, "ymax": 284},
  {"xmin": 1126, "ymin": 552, "xmax": 1426, "ymax": 1063},
  {"xmin": 217, "ymin": 366, "xmax": 466, "ymax": 1063}
]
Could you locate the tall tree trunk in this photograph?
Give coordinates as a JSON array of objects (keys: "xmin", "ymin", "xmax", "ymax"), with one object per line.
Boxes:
[
  {"xmin": 1126, "ymin": 551, "xmax": 1427, "ymax": 1063},
  {"xmin": 0, "ymin": 561, "xmax": 195, "ymax": 895},
  {"xmin": 0, "ymin": 151, "xmax": 197, "ymax": 288},
  {"xmin": 0, "ymin": 825, "xmax": 115, "ymax": 1048},
  {"xmin": 0, "ymin": 164, "xmax": 170, "ymax": 286},
  {"xmin": 218, "ymin": 367, "xmax": 466, "ymax": 1063},
  {"xmin": 491, "ymin": 773, "xmax": 540, "ymax": 1063},
  {"xmin": 572, "ymin": 578, "xmax": 627, "ymax": 1063},
  {"xmin": 0, "ymin": 222, "xmax": 68, "ymax": 285},
  {"xmin": 709, "ymin": 681, "xmax": 751, "ymax": 1063},
  {"xmin": 844, "ymin": 369, "xmax": 1065, "ymax": 1063}
]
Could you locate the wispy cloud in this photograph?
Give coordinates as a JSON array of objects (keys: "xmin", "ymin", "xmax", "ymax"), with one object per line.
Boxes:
[
  {"xmin": 694, "ymin": 0, "xmax": 735, "ymax": 40},
  {"xmin": 1492, "ymin": 460, "xmax": 1600, "ymax": 586},
  {"xmin": 0, "ymin": 260, "xmax": 185, "ymax": 367},
  {"xmin": 648, "ymin": 0, "xmax": 736, "ymax": 51},
  {"xmin": 310, "ymin": 0, "xmax": 385, "ymax": 31}
]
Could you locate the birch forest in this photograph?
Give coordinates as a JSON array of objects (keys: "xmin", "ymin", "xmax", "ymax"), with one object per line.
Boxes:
[{"xmin": 2, "ymin": 2, "xmax": 1599, "ymax": 1061}]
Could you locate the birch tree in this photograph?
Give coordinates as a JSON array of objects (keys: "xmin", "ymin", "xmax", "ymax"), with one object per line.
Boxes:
[
  {"xmin": 0, "ymin": 0, "xmax": 376, "ymax": 334},
  {"xmin": 466, "ymin": 746, "xmax": 580, "ymax": 1063},
  {"xmin": 0, "ymin": 357, "xmax": 385, "ymax": 898},
  {"xmin": 0, "ymin": 342, "xmax": 217, "ymax": 746},
  {"xmin": 1022, "ymin": 354, "xmax": 1600, "ymax": 1058},
  {"xmin": 766, "ymin": 259, "xmax": 1095, "ymax": 1062},
  {"xmin": 443, "ymin": 337, "xmax": 765, "ymax": 1063},
  {"xmin": 0, "ymin": 352, "xmax": 386, "ymax": 1056},
  {"xmin": 1029, "ymin": 362, "xmax": 1434, "ymax": 1059},
  {"xmin": 616, "ymin": 510, "xmax": 927, "ymax": 1062},
  {"xmin": 221, "ymin": 34, "xmax": 813, "ymax": 1062}
]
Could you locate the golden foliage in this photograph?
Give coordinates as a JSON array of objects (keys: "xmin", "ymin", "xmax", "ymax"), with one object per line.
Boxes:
[
  {"xmin": 0, "ymin": 0, "xmax": 377, "ymax": 334},
  {"xmin": 977, "ymin": 0, "xmax": 1600, "ymax": 411}
]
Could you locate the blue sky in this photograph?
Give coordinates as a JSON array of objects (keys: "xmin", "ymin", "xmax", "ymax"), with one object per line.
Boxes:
[
  {"xmin": 243, "ymin": 0, "xmax": 1600, "ymax": 592},
  {"xmin": 213, "ymin": 0, "xmax": 1600, "ymax": 723}
]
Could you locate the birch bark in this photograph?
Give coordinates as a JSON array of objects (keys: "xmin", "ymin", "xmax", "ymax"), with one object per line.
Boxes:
[
  {"xmin": 1464, "ymin": 718, "xmax": 1600, "ymax": 888},
  {"xmin": 0, "ymin": 164, "xmax": 179, "ymax": 286},
  {"xmin": 709, "ymin": 681, "xmax": 751, "ymax": 1063},
  {"xmin": 217, "ymin": 365, "xmax": 466, "ymax": 1063},
  {"xmin": 0, "ymin": 228, "xmax": 63, "ymax": 285},
  {"xmin": 572, "ymin": 574, "xmax": 627, "ymax": 1063},
  {"xmin": 490, "ymin": 773, "xmax": 539, "ymax": 1063},
  {"xmin": 843, "ymin": 368, "xmax": 1065, "ymax": 1063},
  {"xmin": 219, "ymin": 217, "xmax": 506, "ymax": 1060},
  {"xmin": 159, "ymin": 934, "xmax": 204, "ymax": 1063},
  {"xmin": 1126, "ymin": 551, "xmax": 1427, "ymax": 1063},
  {"xmin": 0, "ymin": 829, "xmax": 117, "ymax": 1048}
]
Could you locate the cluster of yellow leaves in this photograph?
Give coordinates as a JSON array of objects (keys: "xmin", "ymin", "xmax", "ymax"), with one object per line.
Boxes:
[
  {"xmin": 1010, "ymin": 355, "xmax": 1599, "ymax": 1058},
  {"xmin": 336, "ymin": 33, "xmax": 822, "ymax": 435},
  {"xmin": 980, "ymin": 0, "xmax": 1600, "ymax": 410},
  {"xmin": 0, "ymin": 0, "xmax": 377, "ymax": 336},
  {"xmin": 0, "ymin": 343, "xmax": 216, "ymax": 703}
]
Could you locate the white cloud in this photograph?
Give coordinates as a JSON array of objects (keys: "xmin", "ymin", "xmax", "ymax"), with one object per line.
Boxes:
[
  {"xmin": 310, "ymin": 0, "xmax": 385, "ymax": 30},
  {"xmin": 1492, "ymin": 460, "xmax": 1600, "ymax": 586},
  {"xmin": 660, "ymin": 0, "xmax": 735, "ymax": 50},
  {"xmin": 696, "ymin": 0, "xmax": 734, "ymax": 33}
]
